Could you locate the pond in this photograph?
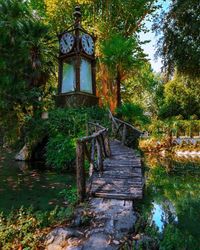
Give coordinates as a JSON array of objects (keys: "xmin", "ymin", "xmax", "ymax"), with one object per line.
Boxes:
[
  {"xmin": 1, "ymin": 149, "xmax": 200, "ymax": 249},
  {"xmin": 140, "ymin": 153, "xmax": 200, "ymax": 249},
  {"xmin": 0, "ymin": 150, "xmax": 75, "ymax": 214}
]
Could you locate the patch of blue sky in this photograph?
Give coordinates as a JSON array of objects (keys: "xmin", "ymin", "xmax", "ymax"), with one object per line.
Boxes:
[{"xmin": 139, "ymin": 0, "xmax": 171, "ymax": 73}]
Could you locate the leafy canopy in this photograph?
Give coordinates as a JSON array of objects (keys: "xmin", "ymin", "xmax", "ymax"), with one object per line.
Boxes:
[{"xmin": 158, "ymin": 0, "xmax": 200, "ymax": 76}]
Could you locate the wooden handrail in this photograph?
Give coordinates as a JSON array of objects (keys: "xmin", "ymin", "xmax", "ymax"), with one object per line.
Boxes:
[
  {"xmin": 76, "ymin": 123, "xmax": 111, "ymax": 201},
  {"xmin": 114, "ymin": 117, "xmax": 142, "ymax": 135},
  {"xmin": 87, "ymin": 122, "xmax": 105, "ymax": 130},
  {"xmin": 77, "ymin": 128, "xmax": 107, "ymax": 143},
  {"xmin": 108, "ymin": 109, "xmax": 142, "ymax": 145}
]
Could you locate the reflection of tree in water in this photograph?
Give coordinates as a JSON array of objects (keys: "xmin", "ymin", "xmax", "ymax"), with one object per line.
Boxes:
[
  {"xmin": 0, "ymin": 157, "xmax": 75, "ymax": 213},
  {"xmin": 161, "ymin": 200, "xmax": 177, "ymax": 227},
  {"xmin": 142, "ymin": 154, "xmax": 200, "ymax": 249},
  {"xmin": 177, "ymin": 199, "xmax": 200, "ymax": 239},
  {"xmin": 145, "ymin": 153, "xmax": 200, "ymax": 174},
  {"xmin": 159, "ymin": 199, "xmax": 200, "ymax": 250}
]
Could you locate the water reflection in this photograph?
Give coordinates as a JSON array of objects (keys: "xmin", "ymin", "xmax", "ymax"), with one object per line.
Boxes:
[
  {"xmin": 143, "ymin": 154, "xmax": 200, "ymax": 249},
  {"xmin": 0, "ymin": 156, "xmax": 75, "ymax": 213},
  {"xmin": 151, "ymin": 202, "xmax": 178, "ymax": 232}
]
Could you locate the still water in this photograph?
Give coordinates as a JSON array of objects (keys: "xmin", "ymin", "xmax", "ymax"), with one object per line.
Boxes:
[
  {"xmin": 142, "ymin": 154, "xmax": 200, "ymax": 249},
  {"xmin": 0, "ymin": 151, "xmax": 75, "ymax": 214},
  {"xmin": 1, "ymin": 150, "xmax": 200, "ymax": 248}
]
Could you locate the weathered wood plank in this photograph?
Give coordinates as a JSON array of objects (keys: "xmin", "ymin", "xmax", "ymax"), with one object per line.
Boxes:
[
  {"xmin": 76, "ymin": 142, "xmax": 86, "ymax": 201},
  {"xmin": 98, "ymin": 172, "xmax": 142, "ymax": 178},
  {"xmin": 93, "ymin": 192, "xmax": 143, "ymax": 200},
  {"xmin": 87, "ymin": 138, "xmax": 143, "ymax": 200}
]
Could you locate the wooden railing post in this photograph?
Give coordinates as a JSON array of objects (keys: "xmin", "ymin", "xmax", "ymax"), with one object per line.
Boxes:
[
  {"xmin": 76, "ymin": 141, "xmax": 86, "ymax": 202},
  {"xmin": 108, "ymin": 109, "xmax": 142, "ymax": 145},
  {"xmin": 89, "ymin": 138, "xmax": 96, "ymax": 176},
  {"xmin": 76, "ymin": 122, "xmax": 114, "ymax": 200},
  {"xmin": 122, "ymin": 124, "xmax": 127, "ymax": 144},
  {"xmin": 96, "ymin": 137, "xmax": 103, "ymax": 173},
  {"xmin": 104, "ymin": 130, "xmax": 111, "ymax": 157}
]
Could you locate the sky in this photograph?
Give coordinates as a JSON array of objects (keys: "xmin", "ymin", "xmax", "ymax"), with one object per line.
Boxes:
[{"xmin": 139, "ymin": 0, "xmax": 170, "ymax": 73}]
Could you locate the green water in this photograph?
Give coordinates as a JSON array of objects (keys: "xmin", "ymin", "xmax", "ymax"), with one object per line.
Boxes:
[
  {"xmin": 0, "ymin": 151, "xmax": 75, "ymax": 214},
  {"xmin": 1, "ymin": 150, "xmax": 200, "ymax": 249},
  {"xmin": 141, "ymin": 154, "xmax": 200, "ymax": 249}
]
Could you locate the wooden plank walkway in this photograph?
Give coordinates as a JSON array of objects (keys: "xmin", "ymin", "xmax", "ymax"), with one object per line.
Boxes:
[
  {"xmin": 45, "ymin": 140, "xmax": 144, "ymax": 250},
  {"xmin": 90, "ymin": 140, "xmax": 143, "ymax": 200}
]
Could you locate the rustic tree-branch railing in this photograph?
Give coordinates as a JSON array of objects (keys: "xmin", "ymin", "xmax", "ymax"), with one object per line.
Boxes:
[
  {"xmin": 76, "ymin": 111, "xmax": 143, "ymax": 201},
  {"xmin": 108, "ymin": 109, "xmax": 142, "ymax": 145},
  {"xmin": 76, "ymin": 122, "xmax": 111, "ymax": 201}
]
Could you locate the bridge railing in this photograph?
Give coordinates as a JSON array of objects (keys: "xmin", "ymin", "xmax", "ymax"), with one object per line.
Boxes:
[
  {"xmin": 76, "ymin": 110, "xmax": 142, "ymax": 201},
  {"xmin": 76, "ymin": 122, "xmax": 111, "ymax": 201},
  {"xmin": 108, "ymin": 109, "xmax": 142, "ymax": 145}
]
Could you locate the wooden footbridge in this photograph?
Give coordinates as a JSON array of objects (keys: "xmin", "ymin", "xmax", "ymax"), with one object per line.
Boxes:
[
  {"xmin": 76, "ymin": 110, "xmax": 143, "ymax": 201},
  {"xmin": 46, "ymin": 112, "xmax": 144, "ymax": 250}
]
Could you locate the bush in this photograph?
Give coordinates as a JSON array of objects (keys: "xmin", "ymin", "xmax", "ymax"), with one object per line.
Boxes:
[
  {"xmin": 46, "ymin": 134, "xmax": 76, "ymax": 170},
  {"xmin": 0, "ymin": 206, "xmax": 74, "ymax": 250},
  {"xmin": 116, "ymin": 102, "xmax": 150, "ymax": 128},
  {"xmin": 23, "ymin": 106, "xmax": 109, "ymax": 170}
]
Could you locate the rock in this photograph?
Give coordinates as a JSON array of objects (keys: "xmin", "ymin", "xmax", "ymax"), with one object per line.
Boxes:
[
  {"xmin": 15, "ymin": 144, "xmax": 30, "ymax": 161},
  {"xmin": 113, "ymin": 240, "xmax": 120, "ymax": 245},
  {"xmin": 46, "ymin": 198, "xmax": 137, "ymax": 250},
  {"xmin": 67, "ymin": 237, "xmax": 80, "ymax": 245},
  {"xmin": 132, "ymin": 234, "xmax": 141, "ymax": 240},
  {"xmin": 83, "ymin": 232, "xmax": 114, "ymax": 250},
  {"xmin": 67, "ymin": 246, "xmax": 83, "ymax": 250},
  {"xmin": 45, "ymin": 227, "xmax": 84, "ymax": 250},
  {"xmin": 46, "ymin": 245, "xmax": 63, "ymax": 250},
  {"xmin": 73, "ymin": 214, "xmax": 82, "ymax": 227},
  {"xmin": 41, "ymin": 111, "xmax": 49, "ymax": 120},
  {"xmin": 46, "ymin": 235, "xmax": 54, "ymax": 245}
]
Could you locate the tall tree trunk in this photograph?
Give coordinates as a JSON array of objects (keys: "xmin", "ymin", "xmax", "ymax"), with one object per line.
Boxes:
[{"xmin": 116, "ymin": 69, "xmax": 121, "ymax": 108}]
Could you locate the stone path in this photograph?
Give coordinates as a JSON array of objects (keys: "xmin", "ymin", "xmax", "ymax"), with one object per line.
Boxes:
[{"xmin": 45, "ymin": 140, "xmax": 143, "ymax": 250}]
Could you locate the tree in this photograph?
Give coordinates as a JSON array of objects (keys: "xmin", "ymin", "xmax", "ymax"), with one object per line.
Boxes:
[
  {"xmin": 158, "ymin": 73, "xmax": 200, "ymax": 119},
  {"xmin": 100, "ymin": 33, "xmax": 145, "ymax": 107},
  {"xmin": 158, "ymin": 0, "xmax": 200, "ymax": 77},
  {"xmin": 0, "ymin": 0, "xmax": 56, "ymax": 142},
  {"xmin": 121, "ymin": 63, "xmax": 163, "ymax": 117}
]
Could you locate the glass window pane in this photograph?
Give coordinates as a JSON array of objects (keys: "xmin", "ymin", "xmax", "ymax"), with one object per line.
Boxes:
[
  {"xmin": 80, "ymin": 58, "xmax": 92, "ymax": 93},
  {"xmin": 62, "ymin": 60, "xmax": 75, "ymax": 93}
]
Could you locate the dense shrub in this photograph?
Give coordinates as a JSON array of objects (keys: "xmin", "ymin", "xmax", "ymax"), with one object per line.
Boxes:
[
  {"xmin": 24, "ymin": 106, "xmax": 109, "ymax": 170},
  {"xmin": 148, "ymin": 118, "xmax": 200, "ymax": 138},
  {"xmin": 116, "ymin": 102, "xmax": 150, "ymax": 128},
  {"xmin": 46, "ymin": 134, "xmax": 76, "ymax": 170},
  {"xmin": 45, "ymin": 107, "xmax": 109, "ymax": 170}
]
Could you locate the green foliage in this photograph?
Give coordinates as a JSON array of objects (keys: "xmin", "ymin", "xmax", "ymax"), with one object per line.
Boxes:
[
  {"xmin": 44, "ymin": 107, "xmax": 109, "ymax": 170},
  {"xmin": 158, "ymin": 0, "xmax": 200, "ymax": 76},
  {"xmin": 46, "ymin": 134, "xmax": 76, "ymax": 170},
  {"xmin": 0, "ymin": 0, "xmax": 56, "ymax": 145},
  {"xmin": 100, "ymin": 33, "xmax": 144, "ymax": 76},
  {"xmin": 100, "ymin": 32, "xmax": 146, "ymax": 106},
  {"xmin": 23, "ymin": 107, "xmax": 108, "ymax": 170},
  {"xmin": 135, "ymin": 155, "xmax": 200, "ymax": 250},
  {"xmin": 45, "ymin": 0, "xmax": 157, "ymax": 36},
  {"xmin": 58, "ymin": 186, "xmax": 77, "ymax": 205},
  {"xmin": 116, "ymin": 103, "xmax": 150, "ymax": 129},
  {"xmin": 122, "ymin": 63, "xmax": 163, "ymax": 118},
  {"xmin": 159, "ymin": 74, "xmax": 200, "ymax": 119},
  {"xmin": 0, "ymin": 206, "xmax": 73, "ymax": 249},
  {"xmin": 148, "ymin": 117, "xmax": 200, "ymax": 140}
]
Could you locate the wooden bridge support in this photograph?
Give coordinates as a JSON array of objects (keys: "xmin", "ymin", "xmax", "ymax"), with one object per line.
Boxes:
[
  {"xmin": 76, "ymin": 112, "xmax": 142, "ymax": 202},
  {"xmin": 76, "ymin": 142, "xmax": 86, "ymax": 202},
  {"xmin": 76, "ymin": 123, "xmax": 111, "ymax": 201}
]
